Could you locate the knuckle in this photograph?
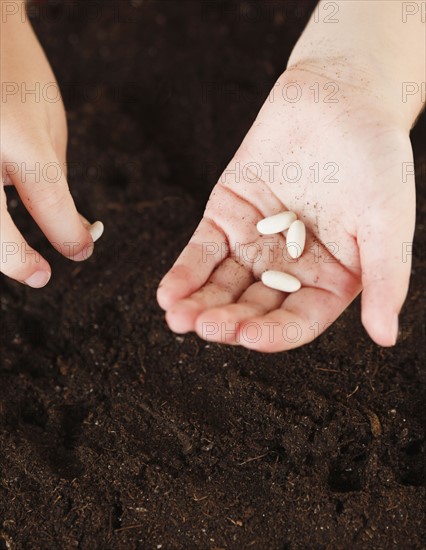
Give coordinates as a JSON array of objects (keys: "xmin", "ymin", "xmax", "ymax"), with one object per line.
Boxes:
[{"xmin": 30, "ymin": 183, "xmax": 68, "ymax": 213}]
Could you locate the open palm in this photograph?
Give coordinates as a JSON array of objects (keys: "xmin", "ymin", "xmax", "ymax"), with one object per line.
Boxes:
[{"xmin": 158, "ymin": 69, "xmax": 415, "ymax": 352}]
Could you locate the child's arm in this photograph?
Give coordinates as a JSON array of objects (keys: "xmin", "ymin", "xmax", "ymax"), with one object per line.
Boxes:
[
  {"xmin": 1, "ymin": 0, "xmax": 101, "ymax": 288},
  {"xmin": 288, "ymin": 0, "xmax": 426, "ymax": 129}
]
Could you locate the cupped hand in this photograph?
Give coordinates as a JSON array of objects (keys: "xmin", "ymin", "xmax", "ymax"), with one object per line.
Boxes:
[{"xmin": 158, "ymin": 67, "xmax": 415, "ymax": 351}]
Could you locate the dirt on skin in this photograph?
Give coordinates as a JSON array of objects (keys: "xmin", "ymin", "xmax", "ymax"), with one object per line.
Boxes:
[{"xmin": 0, "ymin": 1, "xmax": 425, "ymax": 548}]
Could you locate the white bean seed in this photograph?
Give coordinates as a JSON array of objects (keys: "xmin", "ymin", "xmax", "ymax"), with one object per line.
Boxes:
[
  {"xmin": 89, "ymin": 221, "xmax": 104, "ymax": 243},
  {"xmin": 286, "ymin": 220, "xmax": 306, "ymax": 259},
  {"xmin": 261, "ymin": 270, "xmax": 301, "ymax": 293},
  {"xmin": 256, "ymin": 211, "xmax": 297, "ymax": 235}
]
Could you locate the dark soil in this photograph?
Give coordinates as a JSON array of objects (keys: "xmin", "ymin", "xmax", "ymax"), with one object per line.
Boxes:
[{"xmin": 1, "ymin": 1, "xmax": 425, "ymax": 548}]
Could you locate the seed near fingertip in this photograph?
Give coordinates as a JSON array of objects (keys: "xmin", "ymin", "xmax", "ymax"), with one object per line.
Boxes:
[{"xmin": 89, "ymin": 221, "xmax": 104, "ymax": 243}]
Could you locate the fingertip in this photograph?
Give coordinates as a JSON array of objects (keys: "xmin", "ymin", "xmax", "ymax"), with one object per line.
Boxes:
[
  {"xmin": 236, "ymin": 318, "xmax": 276, "ymax": 353},
  {"xmin": 157, "ymin": 282, "xmax": 175, "ymax": 311},
  {"xmin": 70, "ymin": 242, "xmax": 94, "ymax": 262},
  {"xmin": 0, "ymin": 209, "xmax": 52, "ymax": 287},
  {"xmin": 68, "ymin": 220, "xmax": 104, "ymax": 261},
  {"xmin": 65, "ymin": 226, "xmax": 94, "ymax": 262},
  {"xmin": 157, "ymin": 283, "xmax": 182, "ymax": 311},
  {"xmin": 362, "ymin": 307, "xmax": 399, "ymax": 347},
  {"xmin": 24, "ymin": 269, "xmax": 52, "ymax": 289},
  {"xmin": 195, "ymin": 309, "xmax": 232, "ymax": 344},
  {"xmin": 165, "ymin": 300, "xmax": 199, "ymax": 334},
  {"xmin": 157, "ymin": 268, "xmax": 199, "ymax": 311}
]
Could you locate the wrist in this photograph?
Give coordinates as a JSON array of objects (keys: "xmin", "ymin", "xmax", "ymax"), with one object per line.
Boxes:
[
  {"xmin": 286, "ymin": 55, "xmax": 423, "ymax": 133},
  {"xmin": 287, "ymin": 1, "xmax": 425, "ymax": 132}
]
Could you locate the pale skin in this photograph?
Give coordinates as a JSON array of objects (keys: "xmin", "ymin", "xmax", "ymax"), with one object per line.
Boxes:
[
  {"xmin": 157, "ymin": 0, "xmax": 425, "ymax": 351},
  {"xmin": 1, "ymin": 1, "xmax": 425, "ymax": 351},
  {"xmin": 0, "ymin": 1, "xmax": 101, "ymax": 288}
]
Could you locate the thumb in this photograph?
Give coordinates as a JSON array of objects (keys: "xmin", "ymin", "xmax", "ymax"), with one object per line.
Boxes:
[{"xmin": 359, "ymin": 192, "xmax": 415, "ymax": 347}]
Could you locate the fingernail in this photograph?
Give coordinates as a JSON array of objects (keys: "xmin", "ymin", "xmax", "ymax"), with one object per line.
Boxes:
[
  {"xmin": 89, "ymin": 221, "xmax": 104, "ymax": 243},
  {"xmin": 391, "ymin": 313, "xmax": 399, "ymax": 345},
  {"xmin": 25, "ymin": 270, "xmax": 51, "ymax": 288},
  {"xmin": 72, "ymin": 243, "xmax": 94, "ymax": 262}
]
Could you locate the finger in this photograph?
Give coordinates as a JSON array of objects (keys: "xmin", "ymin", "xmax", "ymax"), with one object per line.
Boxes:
[
  {"xmin": 205, "ymin": 183, "xmax": 262, "ymax": 248},
  {"xmin": 218, "ymin": 153, "xmax": 284, "ymax": 216},
  {"xmin": 165, "ymin": 258, "xmax": 253, "ymax": 334},
  {"xmin": 158, "ymin": 177, "xmax": 288, "ymax": 312},
  {"xmin": 359, "ymin": 193, "xmax": 415, "ymax": 347},
  {"xmin": 9, "ymin": 143, "xmax": 94, "ymax": 261},
  {"xmin": 236, "ymin": 286, "xmax": 353, "ymax": 353},
  {"xmin": 157, "ymin": 217, "xmax": 229, "ymax": 311},
  {"xmin": 195, "ymin": 236, "xmax": 360, "ymax": 348},
  {"xmin": 0, "ymin": 186, "xmax": 51, "ymax": 287},
  {"xmin": 194, "ymin": 282, "xmax": 285, "ymax": 344}
]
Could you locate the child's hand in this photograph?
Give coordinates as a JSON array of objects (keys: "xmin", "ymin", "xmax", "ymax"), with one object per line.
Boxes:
[
  {"xmin": 0, "ymin": 11, "xmax": 99, "ymax": 288},
  {"xmin": 157, "ymin": 67, "xmax": 415, "ymax": 351}
]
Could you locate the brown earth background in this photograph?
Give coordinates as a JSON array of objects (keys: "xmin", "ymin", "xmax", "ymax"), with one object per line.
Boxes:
[{"xmin": 0, "ymin": 1, "xmax": 425, "ymax": 548}]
